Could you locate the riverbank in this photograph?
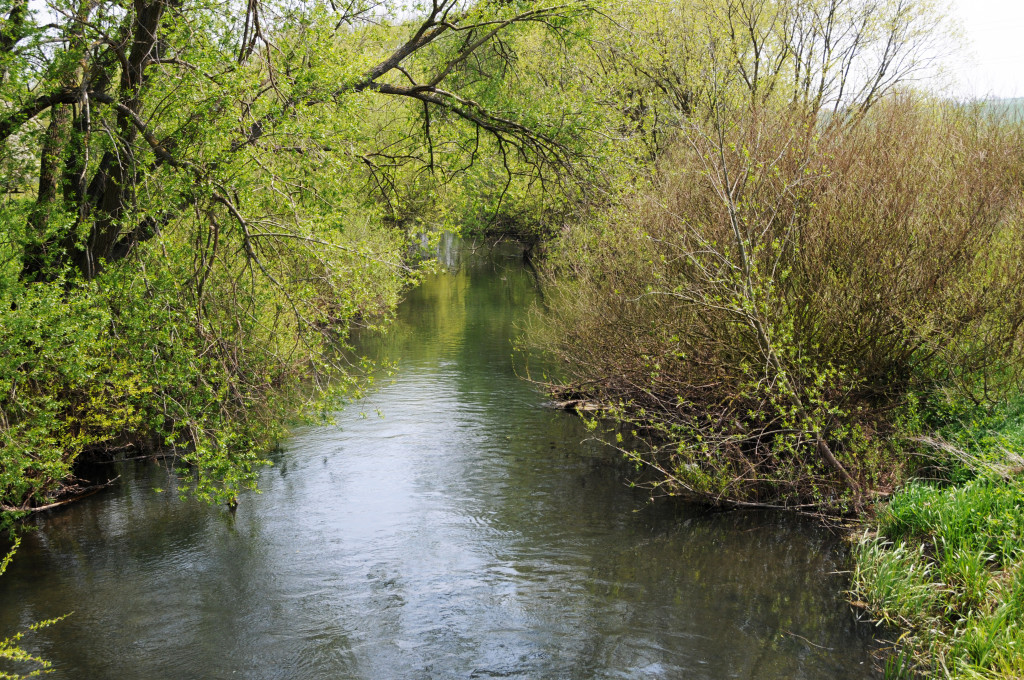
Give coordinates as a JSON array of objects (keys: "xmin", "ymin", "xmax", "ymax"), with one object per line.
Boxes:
[
  {"xmin": 520, "ymin": 95, "xmax": 1024, "ymax": 676},
  {"xmin": 0, "ymin": 242, "xmax": 885, "ymax": 679},
  {"xmin": 850, "ymin": 398, "xmax": 1024, "ymax": 678}
]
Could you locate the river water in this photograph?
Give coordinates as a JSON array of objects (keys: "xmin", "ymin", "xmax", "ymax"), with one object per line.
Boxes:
[{"xmin": 0, "ymin": 240, "xmax": 882, "ymax": 679}]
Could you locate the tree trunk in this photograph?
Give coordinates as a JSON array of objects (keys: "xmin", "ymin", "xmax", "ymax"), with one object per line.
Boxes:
[{"xmin": 21, "ymin": 105, "xmax": 73, "ymax": 281}]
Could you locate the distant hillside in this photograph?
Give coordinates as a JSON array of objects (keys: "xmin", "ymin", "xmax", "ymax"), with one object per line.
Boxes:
[{"xmin": 979, "ymin": 96, "xmax": 1024, "ymax": 119}]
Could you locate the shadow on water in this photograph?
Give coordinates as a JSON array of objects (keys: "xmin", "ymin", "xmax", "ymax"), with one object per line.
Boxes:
[{"xmin": 0, "ymin": 237, "xmax": 885, "ymax": 679}]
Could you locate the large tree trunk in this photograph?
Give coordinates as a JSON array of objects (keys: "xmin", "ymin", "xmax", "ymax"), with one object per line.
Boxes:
[
  {"xmin": 21, "ymin": 104, "xmax": 73, "ymax": 281},
  {"xmin": 69, "ymin": 0, "xmax": 166, "ymax": 279},
  {"xmin": 21, "ymin": 0, "xmax": 166, "ymax": 282}
]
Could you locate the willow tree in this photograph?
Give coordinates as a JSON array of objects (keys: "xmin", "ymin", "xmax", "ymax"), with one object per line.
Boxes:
[
  {"xmin": 0, "ymin": 0, "xmax": 592, "ymax": 514},
  {"xmin": 1, "ymin": 0, "xmax": 590, "ymax": 279}
]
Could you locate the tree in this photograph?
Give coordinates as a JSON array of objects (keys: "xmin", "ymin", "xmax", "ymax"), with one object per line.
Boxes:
[
  {"xmin": 0, "ymin": 0, "xmax": 594, "ymax": 513},
  {"xmin": 0, "ymin": 0, "xmax": 591, "ymax": 281}
]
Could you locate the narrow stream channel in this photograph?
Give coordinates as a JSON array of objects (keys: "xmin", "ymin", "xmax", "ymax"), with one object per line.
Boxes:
[{"xmin": 0, "ymin": 240, "xmax": 883, "ymax": 679}]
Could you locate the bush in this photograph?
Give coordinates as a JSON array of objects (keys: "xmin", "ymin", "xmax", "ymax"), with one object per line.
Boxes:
[
  {"xmin": 529, "ymin": 98, "xmax": 1024, "ymax": 510},
  {"xmin": 0, "ymin": 208, "xmax": 410, "ymax": 524}
]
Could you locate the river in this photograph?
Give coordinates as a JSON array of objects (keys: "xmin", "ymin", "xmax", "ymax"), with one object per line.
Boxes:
[{"xmin": 0, "ymin": 239, "xmax": 882, "ymax": 679}]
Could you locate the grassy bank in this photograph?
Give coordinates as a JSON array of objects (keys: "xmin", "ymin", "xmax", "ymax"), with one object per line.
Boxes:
[{"xmin": 851, "ymin": 398, "xmax": 1024, "ymax": 678}]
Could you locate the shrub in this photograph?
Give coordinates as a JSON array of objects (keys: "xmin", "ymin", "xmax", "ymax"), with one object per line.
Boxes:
[
  {"xmin": 0, "ymin": 208, "xmax": 409, "ymax": 523},
  {"xmin": 529, "ymin": 97, "xmax": 1024, "ymax": 510}
]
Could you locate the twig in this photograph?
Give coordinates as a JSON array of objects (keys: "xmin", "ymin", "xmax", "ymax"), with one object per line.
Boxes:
[{"xmin": 786, "ymin": 631, "xmax": 834, "ymax": 651}]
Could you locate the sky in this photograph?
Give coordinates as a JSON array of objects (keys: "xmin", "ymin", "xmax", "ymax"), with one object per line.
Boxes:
[{"xmin": 946, "ymin": 0, "xmax": 1024, "ymax": 98}]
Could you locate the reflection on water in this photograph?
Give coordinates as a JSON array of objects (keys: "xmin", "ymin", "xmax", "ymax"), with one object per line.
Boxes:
[{"xmin": 0, "ymin": 239, "xmax": 882, "ymax": 679}]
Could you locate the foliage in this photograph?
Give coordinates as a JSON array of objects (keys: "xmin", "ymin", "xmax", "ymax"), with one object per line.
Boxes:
[
  {"xmin": 0, "ymin": 204, "xmax": 408, "ymax": 517},
  {"xmin": 449, "ymin": 0, "xmax": 956, "ymax": 243},
  {"xmin": 1, "ymin": 0, "xmax": 599, "ymax": 521},
  {"xmin": 513, "ymin": 0, "xmax": 978, "ymax": 512},
  {"xmin": 528, "ymin": 96, "xmax": 1024, "ymax": 511}
]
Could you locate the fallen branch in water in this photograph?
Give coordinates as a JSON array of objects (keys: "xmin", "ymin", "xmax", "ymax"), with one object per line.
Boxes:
[
  {"xmin": 1, "ymin": 477, "xmax": 120, "ymax": 514},
  {"xmin": 548, "ymin": 398, "xmax": 607, "ymax": 412},
  {"xmin": 786, "ymin": 630, "xmax": 835, "ymax": 651}
]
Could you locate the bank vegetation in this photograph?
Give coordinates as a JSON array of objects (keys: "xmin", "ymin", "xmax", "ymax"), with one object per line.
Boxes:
[
  {"xmin": 512, "ymin": 2, "xmax": 1024, "ymax": 677},
  {"xmin": 0, "ymin": 0, "xmax": 592, "ymax": 526},
  {"xmin": 3, "ymin": 0, "xmax": 1024, "ymax": 676}
]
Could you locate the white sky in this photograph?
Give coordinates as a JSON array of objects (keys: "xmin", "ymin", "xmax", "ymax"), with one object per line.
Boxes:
[{"xmin": 945, "ymin": 0, "xmax": 1024, "ymax": 98}]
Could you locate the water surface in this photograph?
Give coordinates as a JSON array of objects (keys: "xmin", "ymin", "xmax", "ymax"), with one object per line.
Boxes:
[{"xmin": 0, "ymin": 241, "xmax": 882, "ymax": 679}]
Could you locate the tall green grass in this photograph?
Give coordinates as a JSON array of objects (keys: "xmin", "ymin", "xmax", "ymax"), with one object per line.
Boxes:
[{"xmin": 853, "ymin": 399, "xmax": 1024, "ymax": 678}]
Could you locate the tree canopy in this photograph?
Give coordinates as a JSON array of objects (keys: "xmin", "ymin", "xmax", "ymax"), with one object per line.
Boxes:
[{"xmin": 0, "ymin": 0, "xmax": 595, "ymax": 516}]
